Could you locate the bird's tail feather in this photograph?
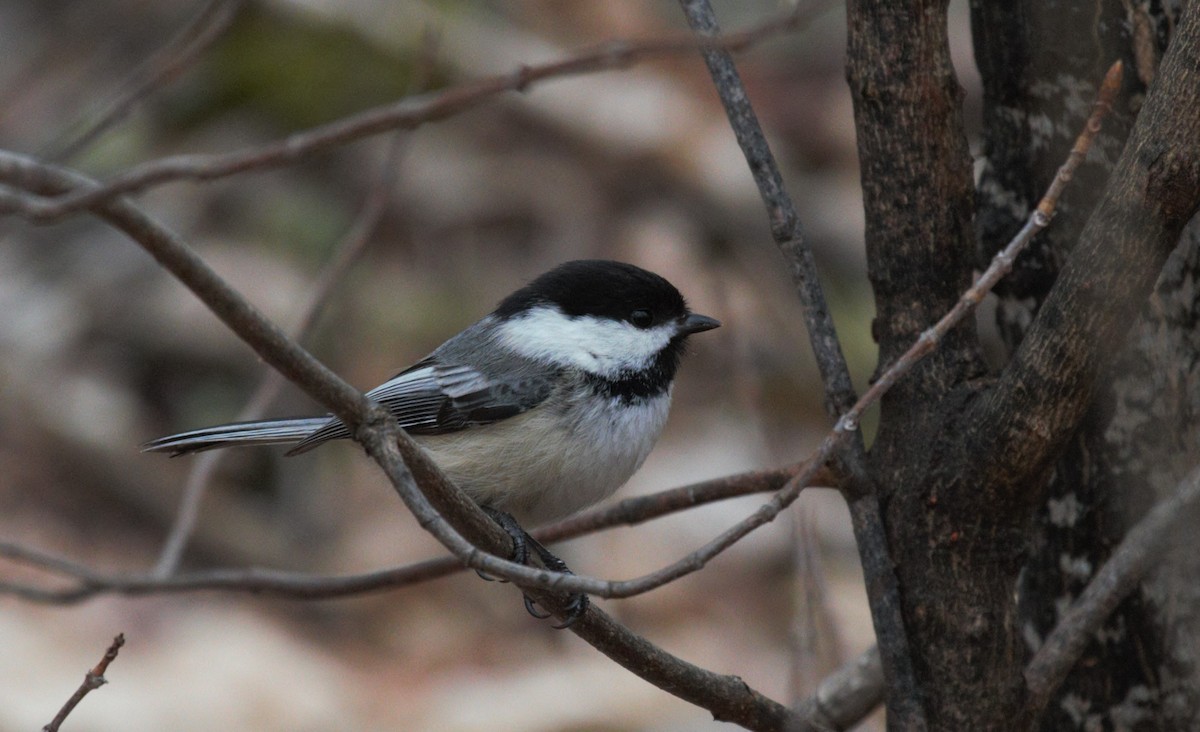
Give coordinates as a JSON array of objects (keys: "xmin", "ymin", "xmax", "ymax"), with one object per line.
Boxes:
[{"xmin": 141, "ymin": 416, "xmax": 336, "ymax": 456}]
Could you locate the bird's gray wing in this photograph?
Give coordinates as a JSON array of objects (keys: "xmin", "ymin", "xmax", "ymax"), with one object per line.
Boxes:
[{"xmin": 286, "ymin": 355, "xmax": 556, "ymax": 454}]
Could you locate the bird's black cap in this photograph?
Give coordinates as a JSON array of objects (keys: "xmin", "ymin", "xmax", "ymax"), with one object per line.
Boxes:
[{"xmin": 494, "ymin": 260, "xmax": 690, "ymax": 328}]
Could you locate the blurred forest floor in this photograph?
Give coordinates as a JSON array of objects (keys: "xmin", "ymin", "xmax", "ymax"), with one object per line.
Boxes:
[{"xmin": 0, "ymin": 1, "xmax": 983, "ymax": 729}]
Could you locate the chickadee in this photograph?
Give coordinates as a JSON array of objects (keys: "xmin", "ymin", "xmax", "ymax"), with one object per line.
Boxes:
[{"xmin": 145, "ymin": 259, "xmax": 719, "ymax": 623}]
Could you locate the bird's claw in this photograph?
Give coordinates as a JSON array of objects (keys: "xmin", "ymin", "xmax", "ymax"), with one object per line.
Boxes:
[
  {"xmin": 523, "ymin": 594, "xmax": 553, "ymax": 619},
  {"xmin": 481, "ymin": 508, "xmax": 590, "ymax": 628}
]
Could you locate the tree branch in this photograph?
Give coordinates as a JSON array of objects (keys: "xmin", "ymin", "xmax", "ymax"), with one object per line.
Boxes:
[
  {"xmin": 43, "ymin": 633, "xmax": 125, "ymax": 732},
  {"xmin": 1023, "ymin": 463, "xmax": 1200, "ymax": 718},
  {"xmin": 676, "ymin": 0, "xmax": 923, "ymax": 723},
  {"xmin": 152, "ymin": 31, "xmax": 437, "ymax": 577},
  {"xmin": 677, "ymin": 0, "xmax": 858, "ymax": 421},
  {"xmin": 359, "ymin": 419, "xmax": 804, "ymax": 731},
  {"xmin": 0, "ymin": 6, "xmax": 822, "ymax": 222},
  {"xmin": 1, "ymin": 461, "xmax": 830, "ymax": 601},
  {"xmin": 45, "ymin": 0, "xmax": 244, "ymax": 161}
]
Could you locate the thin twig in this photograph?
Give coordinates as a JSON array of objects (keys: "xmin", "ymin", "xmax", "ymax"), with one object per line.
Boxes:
[
  {"xmin": 1024, "ymin": 463, "xmax": 1200, "ymax": 715},
  {"xmin": 677, "ymin": 0, "xmax": 857, "ymax": 420},
  {"xmin": 43, "ymin": 633, "xmax": 126, "ymax": 732},
  {"xmin": 0, "ymin": 7, "xmax": 821, "ymax": 222},
  {"xmin": 46, "ymin": 0, "xmax": 244, "ymax": 162},
  {"xmin": 151, "ymin": 31, "xmax": 434, "ymax": 575},
  {"xmin": 1, "ymin": 461, "xmax": 826, "ymax": 601},
  {"xmin": 675, "ymin": 1, "xmax": 913, "ymax": 720}
]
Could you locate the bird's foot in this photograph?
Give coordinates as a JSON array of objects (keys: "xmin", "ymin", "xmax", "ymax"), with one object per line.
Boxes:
[
  {"xmin": 481, "ymin": 508, "xmax": 589, "ymax": 629},
  {"xmin": 521, "ymin": 532, "xmax": 589, "ymax": 628}
]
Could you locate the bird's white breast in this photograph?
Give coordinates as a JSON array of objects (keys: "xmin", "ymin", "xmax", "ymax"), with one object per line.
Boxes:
[{"xmin": 414, "ymin": 387, "xmax": 672, "ymax": 526}]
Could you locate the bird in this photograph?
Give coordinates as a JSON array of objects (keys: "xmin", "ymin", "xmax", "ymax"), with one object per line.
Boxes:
[{"xmin": 144, "ymin": 259, "xmax": 720, "ymax": 625}]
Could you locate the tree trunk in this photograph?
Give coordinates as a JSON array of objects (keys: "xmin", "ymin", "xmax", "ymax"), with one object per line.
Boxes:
[
  {"xmin": 847, "ymin": 0, "xmax": 1200, "ymax": 728},
  {"xmin": 972, "ymin": 1, "xmax": 1200, "ymax": 728}
]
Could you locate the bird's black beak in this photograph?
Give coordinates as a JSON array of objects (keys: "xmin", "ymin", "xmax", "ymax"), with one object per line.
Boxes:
[{"xmin": 678, "ymin": 313, "xmax": 721, "ymax": 335}]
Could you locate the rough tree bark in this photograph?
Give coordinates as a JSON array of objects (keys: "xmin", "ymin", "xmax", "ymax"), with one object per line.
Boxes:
[
  {"xmin": 972, "ymin": 1, "xmax": 1200, "ymax": 729},
  {"xmin": 846, "ymin": 0, "xmax": 1200, "ymax": 728}
]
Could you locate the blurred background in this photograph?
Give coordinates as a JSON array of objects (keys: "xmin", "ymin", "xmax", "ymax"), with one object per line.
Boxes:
[{"xmin": 0, "ymin": 1, "xmax": 981, "ymax": 729}]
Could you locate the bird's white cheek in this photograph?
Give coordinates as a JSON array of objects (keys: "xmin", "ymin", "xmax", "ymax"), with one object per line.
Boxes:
[{"xmin": 496, "ymin": 308, "xmax": 674, "ymax": 376}]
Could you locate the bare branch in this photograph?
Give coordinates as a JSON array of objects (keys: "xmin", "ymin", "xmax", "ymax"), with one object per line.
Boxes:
[
  {"xmin": 0, "ymin": 6, "xmax": 822, "ymax": 222},
  {"xmin": 356, "ymin": 422, "xmax": 799, "ymax": 731},
  {"xmin": 539, "ymin": 461, "xmax": 829, "ymax": 543},
  {"xmin": 792, "ymin": 646, "xmax": 884, "ymax": 732},
  {"xmin": 677, "ymin": 0, "xmax": 856, "ymax": 422},
  {"xmin": 152, "ymin": 31, "xmax": 436, "ymax": 576},
  {"xmin": 1, "ymin": 461, "xmax": 828, "ymax": 601},
  {"xmin": 46, "ymin": 0, "xmax": 244, "ymax": 161},
  {"xmin": 675, "ymin": 1, "xmax": 902, "ymax": 721},
  {"xmin": 43, "ymin": 633, "xmax": 126, "ymax": 732},
  {"xmin": 1024, "ymin": 463, "xmax": 1200, "ymax": 714}
]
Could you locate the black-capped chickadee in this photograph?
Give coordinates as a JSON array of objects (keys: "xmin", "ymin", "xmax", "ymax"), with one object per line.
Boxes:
[{"xmin": 144, "ymin": 259, "xmax": 719, "ymax": 623}]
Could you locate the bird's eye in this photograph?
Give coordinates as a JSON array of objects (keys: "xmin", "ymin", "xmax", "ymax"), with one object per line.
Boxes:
[{"xmin": 629, "ymin": 309, "xmax": 653, "ymax": 329}]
